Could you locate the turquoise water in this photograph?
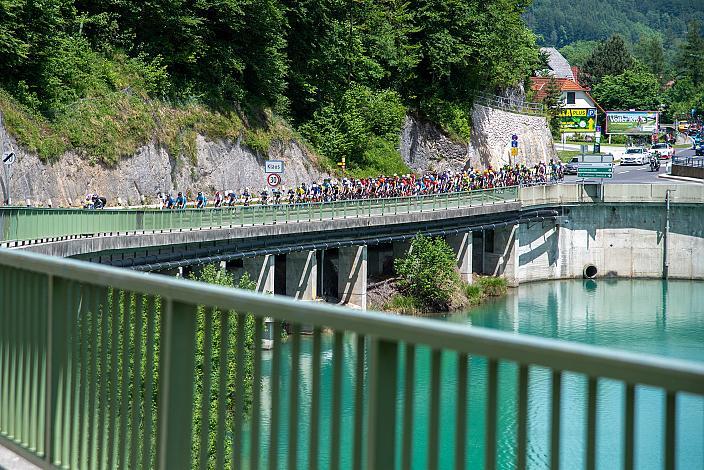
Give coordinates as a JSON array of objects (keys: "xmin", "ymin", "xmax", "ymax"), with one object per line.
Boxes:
[{"xmin": 246, "ymin": 280, "xmax": 704, "ymax": 469}]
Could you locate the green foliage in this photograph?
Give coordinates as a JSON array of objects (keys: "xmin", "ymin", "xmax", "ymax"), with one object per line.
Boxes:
[
  {"xmin": 384, "ymin": 294, "xmax": 422, "ymax": 315},
  {"xmin": 592, "ymin": 67, "xmax": 662, "ymax": 111},
  {"xmin": 559, "ymin": 41, "xmax": 600, "ymax": 67},
  {"xmin": 633, "ymin": 34, "xmax": 666, "ymax": 81},
  {"xmin": 300, "ymin": 84, "xmax": 407, "ymax": 171},
  {"xmin": 526, "ymin": 0, "xmax": 704, "ymax": 49},
  {"xmin": 0, "ymin": 0, "xmax": 541, "ymax": 173},
  {"xmin": 476, "ymin": 276, "xmax": 507, "ymax": 297},
  {"xmin": 189, "ymin": 265, "xmax": 257, "ymax": 468},
  {"xmin": 542, "ymin": 76, "xmax": 563, "ymax": 140},
  {"xmin": 394, "ymin": 235, "xmax": 461, "ymax": 310},
  {"xmin": 676, "ymin": 21, "xmax": 704, "ymax": 86},
  {"xmin": 581, "ymin": 35, "xmax": 634, "ymax": 88}
]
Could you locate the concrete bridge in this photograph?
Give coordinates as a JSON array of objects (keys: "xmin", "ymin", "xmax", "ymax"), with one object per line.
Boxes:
[{"xmin": 3, "ymin": 183, "xmax": 704, "ymax": 309}]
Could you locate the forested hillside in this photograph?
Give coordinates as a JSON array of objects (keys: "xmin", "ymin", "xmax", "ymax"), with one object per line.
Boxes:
[
  {"xmin": 525, "ymin": 0, "xmax": 704, "ymax": 49},
  {"xmin": 0, "ymin": 0, "xmax": 539, "ymax": 175}
]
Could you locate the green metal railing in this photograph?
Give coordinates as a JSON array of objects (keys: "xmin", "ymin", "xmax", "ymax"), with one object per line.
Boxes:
[
  {"xmin": 1, "ymin": 249, "xmax": 703, "ymax": 469},
  {"xmin": 0, "ymin": 187, "xmax": 518, "ymax": 245}
]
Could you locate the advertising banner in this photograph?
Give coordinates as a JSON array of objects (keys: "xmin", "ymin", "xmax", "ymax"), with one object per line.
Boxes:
[
  {"xmin": 559, "ymin": 108, "xmax": 597, "ymax": 133},
  {"xmin": 605, "ymin": 111, "xmax": 659, "ymax": 135}
]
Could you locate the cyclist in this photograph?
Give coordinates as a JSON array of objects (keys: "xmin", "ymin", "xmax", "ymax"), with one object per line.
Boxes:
[
  {"xmin": 196, "ymin": 191, "xmax": 207, "ymax": 208},
  {"xmin": 175, "ymin": 192, "xmax": 187, "ymax": 209}
]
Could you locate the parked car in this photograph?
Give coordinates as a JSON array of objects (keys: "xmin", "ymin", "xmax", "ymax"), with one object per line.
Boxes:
[
  {"xmin": 650, "ymin": 143, "xmax": 675, "ymax": 160},
  {"xmin": 621, "ymin": 147, "xmax": 648, "ymax": 165},
  {"xmin": 565, "ymin": 157, "xmax": 579, "ymax": 174}
]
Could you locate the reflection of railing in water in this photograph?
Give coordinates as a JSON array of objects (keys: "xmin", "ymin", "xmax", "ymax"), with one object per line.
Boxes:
[
  {"xmin": 0, "ymin": 186, "xmax": 519, "ymax": 245},
  {"xmin": 0, "ymin": 248, "xmax": 702, "ymax": 469}
]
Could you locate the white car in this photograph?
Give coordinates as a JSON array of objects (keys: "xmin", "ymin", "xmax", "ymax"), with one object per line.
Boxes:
[
  {"xmin": 621, "ymin": 147, "xmax": 647, "ymax": 165},
  {"xmin": 650, "ymin": 143, "xmax": 675, "ymax": 160}
]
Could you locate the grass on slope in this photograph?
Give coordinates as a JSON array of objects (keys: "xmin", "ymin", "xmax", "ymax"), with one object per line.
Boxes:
[{"xmin": 0, "ymin": 53, "xmax": 305, "ymax": 166}]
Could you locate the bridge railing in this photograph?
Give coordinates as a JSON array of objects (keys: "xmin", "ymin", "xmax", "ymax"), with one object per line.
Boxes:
[
  {"xmin": 1, "ymin": 248, "xmax": 703, "ymax": 469},
  {"xmin": 0, "ymin": 186, "xmax": 518, "ymax": 245}
]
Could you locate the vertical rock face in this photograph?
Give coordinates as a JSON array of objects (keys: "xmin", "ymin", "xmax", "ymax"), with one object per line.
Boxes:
[
  {"xmin": 399, "ymin": 115, "xmax": 475, "ymax": 173},
  {"xmin": 0, "ymin": 120, "xmax": 325, "ymax": 206},
  {"xmin": 400, "ymin": 104, "xmax": 557, "ymax": 173}
]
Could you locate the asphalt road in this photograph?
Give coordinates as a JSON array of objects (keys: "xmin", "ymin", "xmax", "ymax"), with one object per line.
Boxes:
[{"xmin": 563, "ymin": 147, "xmax": 701, "ymax": 184}]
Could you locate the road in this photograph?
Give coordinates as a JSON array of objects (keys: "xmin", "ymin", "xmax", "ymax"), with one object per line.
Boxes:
[{"xmin": 563, "ymin": 147, "xmax": 701, "ymax": 184}]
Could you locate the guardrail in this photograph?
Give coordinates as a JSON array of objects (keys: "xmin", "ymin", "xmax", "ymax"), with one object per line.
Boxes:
[
  {"xmin": 473, "ymin": 92, "xmax": 545, "ymax": 116},
  {"xmin": 0, "ymin": 187, "xmax": 518, "ymax": 245},
  {"xmin": 672, "ymin": 156, "xmax": 704, "ymax": 168},
  {"xmin": 1, "ymin": 249, "xmax": 702, "ymax": 469}
]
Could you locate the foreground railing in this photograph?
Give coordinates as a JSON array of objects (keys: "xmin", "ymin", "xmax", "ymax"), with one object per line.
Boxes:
[
  {"xmin": 1, "ymin": 249, "xmax": 703, "ymax": 469},
  {"xmin": 0, "ymin": 187, "xmax": 518, "ymax": 245}
]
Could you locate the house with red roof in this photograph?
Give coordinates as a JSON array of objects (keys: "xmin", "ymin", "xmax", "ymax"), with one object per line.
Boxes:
[{"xmin": 531, "ymin": 76, "xmax": 603, "ymax": 134}]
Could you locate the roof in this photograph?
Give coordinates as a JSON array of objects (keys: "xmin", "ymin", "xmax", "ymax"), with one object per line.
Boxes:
[
  {"xmin": 530, "ymin": 77, "xmax": 605, "ymax": 114},
  {"xmin": 540, "ymin": 47, "xmax": 575, "ymax": 80},
  {"xmin": 530, "ymin": 77, "xmax": 586, "ymax": 100}
]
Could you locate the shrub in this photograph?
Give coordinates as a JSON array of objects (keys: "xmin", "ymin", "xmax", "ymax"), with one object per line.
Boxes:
[
  {"xmin": 477, "ymin": 276, "xmax": 508, "ymax": 297},
  {"xmin": 394, "ymin": 235, "xmax": 461, "ymax": 310}
]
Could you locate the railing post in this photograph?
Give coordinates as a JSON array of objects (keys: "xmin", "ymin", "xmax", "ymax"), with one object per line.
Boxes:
[
  {"xmin": 157, "ymin": 300, "xmax": 197, "ymax": 470},
  {"xmin": 366, "ymin": 338, "xmax": 398, "ymax": 469},
  {"xmin": 45, "ymin": 275, "xmax": 71, "ymax": 466}
]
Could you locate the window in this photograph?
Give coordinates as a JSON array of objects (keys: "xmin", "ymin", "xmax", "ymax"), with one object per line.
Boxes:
[{"xmin": 566, "ymin": 92, "xmax": 576, "ymax": 105}]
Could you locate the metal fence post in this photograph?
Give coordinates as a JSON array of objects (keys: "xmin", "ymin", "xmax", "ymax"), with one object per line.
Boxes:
[
  {"xmin": 157, "ymin": 300, "xmax": 197, "ymax": 470},
  {"xmin": 45, "ymin": 275, "xmax": 70, "ymax": 466},
  {"xmin": 366, "ymin": 338, "xmax": 398, "ymax": 469}
]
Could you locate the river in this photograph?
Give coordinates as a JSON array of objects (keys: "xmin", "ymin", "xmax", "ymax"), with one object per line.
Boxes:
[{"xmin": 245, "ymin": 279, "xmax": 704, "ymax": 469}]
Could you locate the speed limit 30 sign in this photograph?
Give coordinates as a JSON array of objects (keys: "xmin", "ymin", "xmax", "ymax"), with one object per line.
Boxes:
[{"xmin": 266, "ymin": 173, "xmax": 281, "ymax": 187}]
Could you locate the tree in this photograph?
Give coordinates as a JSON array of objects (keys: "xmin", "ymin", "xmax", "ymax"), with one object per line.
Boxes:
[
  {"xmin": 559, "ymin": 40, "xmax": 600, "ymax": 67},
  {"xmin": 634, "ymin": 34, "xmax": 666, "ymax": 81},
  {"xmin": 676, "ymin": 20, "xmax": 704, "ymax": 86},
  {"xmin": 581, "ymin": 35, "xmax": 634, "ymax": 88},
  {"xmin": 543, "ymin": 75, "xmax": 563, "ymax": 139},
  {"xmin": 394, "ymin": 235, "xmax": 461, "ymax": 311},
  {"xmin": 591, "ymin": 67, "xmax": 662, "ymax": 111}
]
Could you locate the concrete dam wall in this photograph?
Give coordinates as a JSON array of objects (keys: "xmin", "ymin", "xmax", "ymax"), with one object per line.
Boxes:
[{"xmin": 515, "ymin": 204, "xmax": 704, "ymax": 283}]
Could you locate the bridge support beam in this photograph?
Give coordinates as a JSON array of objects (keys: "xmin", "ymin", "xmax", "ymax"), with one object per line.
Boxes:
[
  {"xmin": 286, "ymin": 250, "xmax": 318, "ymax": 300},
  {"xmin": 484, "ymin": 225, "xmax": 519, "ymax": 287},
  {"xmin": 338, "ymin": 245, "xmax": 368, "ymax": 310},
  {"xmin": 243, "ymin": 255, "xmax": 275, "ymax": 294},
  {"xmin": 447, "ymin": 233, "xmax": 473, "ymax": 284}
]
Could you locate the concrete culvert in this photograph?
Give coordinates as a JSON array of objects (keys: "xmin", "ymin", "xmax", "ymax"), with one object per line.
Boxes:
[{"xmin": 583, "ymin": 264, "xmax": 598, "ymax": 279}]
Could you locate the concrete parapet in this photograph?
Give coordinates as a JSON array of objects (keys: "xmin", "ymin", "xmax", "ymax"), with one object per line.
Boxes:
[
  {"xmin": 338, "ymin": 245, "xmax": 368, "ymax": 309},
  {"xmin": 286, "ymin": 251, "xmax": 317, "ymax": 300}
]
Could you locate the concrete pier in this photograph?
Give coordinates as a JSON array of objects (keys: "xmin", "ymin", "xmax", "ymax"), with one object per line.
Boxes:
[
  {"xmin": 484, "ymin": 225, "xmax": 519, "ymax": 287},
  {"xmin": 243, "ymin": 255, "xmax": 275, "ymax": 293},
  {"xmin": 338, "ymin": 245, "xmax": 368, "ymax": 309},
  {"xmin": 447, "ymin": 233, "xmax": 473, "ymax": 284},
  {"xmin": 286, "ymin": 250, "xmax": 318, "ymax": 300}
]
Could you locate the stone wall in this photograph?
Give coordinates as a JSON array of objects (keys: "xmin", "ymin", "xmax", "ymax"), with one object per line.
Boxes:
[
  {"xmin": 0, "ymin": 121, "xmax": 325, "ymax": 207},
  {"xmin": 400, "ymin": 104, "xmax": 557, "ymax": 173}
]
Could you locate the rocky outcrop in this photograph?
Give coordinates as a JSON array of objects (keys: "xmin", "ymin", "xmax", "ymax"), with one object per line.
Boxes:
[
  {"xmin": 0, "ymin": 121, "xmax": 325, "ymax": 206},
  {"xmin": 399, "ymin": 116, "xmax": 475, "ymax": 173},
  {"xmin": 400, "ymin": 104, "xmax": 557, "ymax": 173}
]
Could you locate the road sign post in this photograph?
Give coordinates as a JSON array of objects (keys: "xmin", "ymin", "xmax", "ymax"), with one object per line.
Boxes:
[{"xmin": 577, "ymin": 154, "xmax": 614, "ymax": 179}]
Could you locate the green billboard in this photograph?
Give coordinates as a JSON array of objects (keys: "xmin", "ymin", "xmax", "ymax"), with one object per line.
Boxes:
[
  {"xmin": 559, "ymin": 108, "xmax": 597, "ymax": 133},
  {"xmin": 605, "ymin": 111, "xmax": 659, "ymax": 135}
]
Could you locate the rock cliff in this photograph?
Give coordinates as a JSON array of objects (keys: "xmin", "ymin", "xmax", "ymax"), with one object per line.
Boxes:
[{"xmin": 400, "ymin": 104, "xmax": 557, "ymax": 173}]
